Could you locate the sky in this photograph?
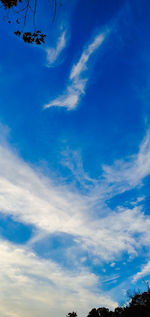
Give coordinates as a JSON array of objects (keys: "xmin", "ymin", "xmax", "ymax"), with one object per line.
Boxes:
[{"xmin": 0, "ymin": 0, "xmax": 150, "ymax": 316}]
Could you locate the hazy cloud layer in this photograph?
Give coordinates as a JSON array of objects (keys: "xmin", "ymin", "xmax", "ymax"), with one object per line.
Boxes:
[
  {"xmin": 0, "ymin": 240, "xmax": 117, "ymax": 317},
  {"xmin": 0, "ymin": 132, "xmax": 150, "ymax": 261},
  {"xmin": 0, "ymin": 130, "xmax": 150, "ymax": 315}
]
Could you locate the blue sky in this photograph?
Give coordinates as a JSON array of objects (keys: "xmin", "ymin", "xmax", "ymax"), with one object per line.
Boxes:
[{"xmin": 0, "ymin": 0, "xmax": 150, "ymax": 316}]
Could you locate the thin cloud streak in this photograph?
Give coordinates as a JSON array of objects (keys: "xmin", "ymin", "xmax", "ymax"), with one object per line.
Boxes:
[
  {"xmin": 132, "ymin": 261, "xmax": 150, "ymax": 283},
  {"xmin": 70, "ymin": 33, "xmax": 105, "ymax": 79},
  {"xmin": 46, "ymin": 31, "xmax": 67, "ymax": 66},
  {"xmin": 44, "ymin": 32, "xmax": 107, "ymax": 110},
  {"xmin": 102, "ymin": 131, "xmax": 150, "ymax": 192}
]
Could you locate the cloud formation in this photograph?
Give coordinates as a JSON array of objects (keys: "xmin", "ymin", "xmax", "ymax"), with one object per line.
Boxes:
[
  {"xmin": 0, "ymin": 131, "xmax": 150, "ymax": 262},
  {"xmin": 0, "ymin": 128, "xmax": 150, "ymax": 315},
  {"xmin": 102, "ymin": 131, "xmax": 150, "ymax": 194},
  {"xmin": 44, "ymin": 32, "xmax": 107, "ymax": 110},
  {"xmin": 132, "ymin": 261, "xmax": 150, "ymax": 283},
  {"xmin": 46, "ymin": 31, "xmax": 67, "ymax": 66},
  {"xmin": 0, "ymin": 240, "xmax": 117, "ymax": 317}
]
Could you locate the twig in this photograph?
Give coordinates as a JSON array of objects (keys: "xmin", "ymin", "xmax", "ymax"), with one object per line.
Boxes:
[
  {"xmin": 52, "ymin": 0, "xmax": 56, "ymax": 23},
  {"xmin": 33, "ymin": 0, "xmax": 37, "ymax": 28},
  {"xmin": 22, "ymin": 0, "xmax": 29, "ymax": 31}
]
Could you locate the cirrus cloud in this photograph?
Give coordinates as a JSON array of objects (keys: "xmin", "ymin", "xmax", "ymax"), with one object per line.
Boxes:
[{"xmin": 44, "ymin": 31, "xmax": 108, "ymax": 110}]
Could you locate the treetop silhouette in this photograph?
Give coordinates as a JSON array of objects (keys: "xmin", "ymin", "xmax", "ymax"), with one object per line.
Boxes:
[{"xmin": 66, "ymin": 287, "xmax": 150, "ymax": 317}]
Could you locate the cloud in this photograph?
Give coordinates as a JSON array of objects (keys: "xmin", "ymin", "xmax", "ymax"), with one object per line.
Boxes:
[
  {"xmin": 102, "ymin": 131, "xmax": 150, "ymax": 193},
  {"xmin": 1, "ymin": 127, "xmax": 150, "ymax": 314},
  {"xmin": 46, "ymin": 31, "xmax": 67, "ymax": 66},
  {"xmin": 0, "ymin": 239, "xmax": 117, "ymax": 317},
  {"xmin": 132, "ymin": 261, "xmax": 150, "ymax": 283},
  {"xmin": 0, "ymin": 131, "xmax": 150, "ymax": 264},
  {"xmin": 110, "ymin": 263, "xmax": 116, "ymax": 268},
  {"xmin": 44, "ymin": 31, "xmax": 107, "ymax": 110},
  {"xmin": 61, "ymin": 149, "xmax": 97, "ymax": 190},
  {"xmin": 70, "ymin": 33, "xmax": 105, "ymax": 80}
]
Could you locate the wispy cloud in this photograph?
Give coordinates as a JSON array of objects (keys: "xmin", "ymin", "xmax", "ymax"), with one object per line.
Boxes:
[
  {"xmin": 0, "ymin": 240, "xmax": 117, "ymax": 317},
  {"xmin": 0, "ymin": 130, "xmax": 150, "ymax": 263},
  {"xmin": 46, "ymin": 31, "xmax": 67, "ymax": 67},
  {"xmin": 61, "ymin": 149, "xmax": 97, "ymax": 190},
  {"xmin": 1, "ymin": 127, "xmax": 150, "ymax": 314},
  {"xmin": 102, "ymin": 131, "xmax": 150, "ymax": 193},
  {"xmin": 70, "ymin": 33, "xmax": 105, "ymax": 80},
  {"xmin": 44, "ymin": 31, "xmax": 107, "ymax": 110},
  {"xmin": 132, "ymin": 261, "xmax": 150, "ymax": 283}
]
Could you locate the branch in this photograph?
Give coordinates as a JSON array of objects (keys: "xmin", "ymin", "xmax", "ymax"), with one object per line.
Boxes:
[
  {"xmin": 52, "ymin": 0, "xmax": 56, "ymax": 23},
  {"xmin": 33, "ymin": 0, "xmax": 37, "ymax": 27}
]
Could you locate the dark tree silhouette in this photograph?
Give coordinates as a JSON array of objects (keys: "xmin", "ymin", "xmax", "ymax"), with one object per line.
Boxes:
[
  {"xmin": 65, "ymin": 285, "xmax": 150, "ymax": 317},
  {"xmin": 87, "ymin": 307, "xmax": 113, "ymax": 317},
  {"xmin": 114, "ymin": 307, "xmax": 124, "ymax": 317},
  {"xmin": 97, "ymin": 307, "xmax": 114, "ymax": 316},
  {"xmin": 66, "ymin": 312, "xmax": 77, "ymax": 317},
  {"xmin": 125, "ymin": 290, "xmax": 150, "ymax": 317},
  {"xmin": 0, "ymin": 0, "xmax": 59, "ymax": 44},
  {"xmin": 87, "ymin": 308, "xmax": 99, "ymax": 317}
]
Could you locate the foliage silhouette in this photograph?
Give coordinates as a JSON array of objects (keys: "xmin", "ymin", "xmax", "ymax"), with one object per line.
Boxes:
[
  {"xmin": 0, "ymin": 0, "xmax": 59, "ymax": 44},
  {"xmin": 66, "ymin": 312, "xmax": 77, "ymax": 317}
]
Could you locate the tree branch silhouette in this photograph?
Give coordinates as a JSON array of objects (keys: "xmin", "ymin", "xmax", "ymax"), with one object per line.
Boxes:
[{"xmin": 0, "ymin": 0, "xmax": 58, "ymax": 44}]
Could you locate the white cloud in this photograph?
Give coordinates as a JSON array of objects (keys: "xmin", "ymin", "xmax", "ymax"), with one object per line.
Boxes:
[
  {"xmin": 1, "ymin": 127, "xmax": 150, "ymax": 315},
  {"xmin": 0, "ymin": 132, "xmax": 150, "ymax": 263},
  {"xmin": 102, "ymin": 131, "xmax": 150, "ymax": 193},
  {"xmin": 110, "ymin": 263, "xmax": 116, "ymax": 268},
  {"xmin": 44, "ymin": 31, "xmax": 107, "ymax": 110},
  {"xmin": 61, "ymin": 149, "xmax": 97, "ymax": 190},
  {"xmin": 102, "ymin": 274, "xmax": 120, "ymax": 284},
  {"xmin": 70, "ymin": 33, "xmax": 105, "ymax": 80},
  {"xmin": 0, "ymin": 240, "xmax": 117, "ymax": 317},
  {"xmin": 46, "ymin": 31, "xmax": 66, "ymax": 66},
  {"xmin": 132, "ymin": 261, "xmax": 150, "ymax": 283}
]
